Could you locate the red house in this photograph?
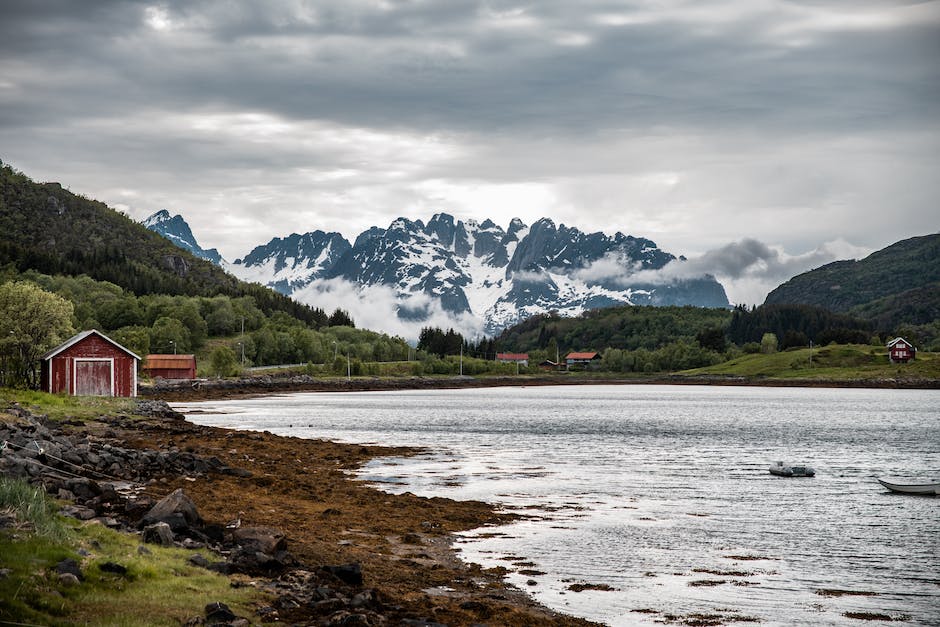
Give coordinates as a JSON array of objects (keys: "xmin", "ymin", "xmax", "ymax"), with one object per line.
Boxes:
[
  {"xmin": 566, "ymin": 351, "xmax": 601, "ymax": 370},
  {"xmin": 142, "ymin": 354, "xmax": 197, "ymax": 380},
  {"xmin": 887, "ymin": 337, "xmax": 916, "ymax": 363},
  {"xmin": 40, "ymin": 330, "xmax": 140, "ymax": 397}
]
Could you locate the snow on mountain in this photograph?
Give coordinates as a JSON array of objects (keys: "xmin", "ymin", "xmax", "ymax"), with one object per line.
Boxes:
[
  {"xmin": 142, "ymin": 210, "xmax": 224, "ymax": 265},
  {"xmin": 144, "ymin": 209, "xmax": 730, "ymax": 336},
  {"xmin": 227, "ymin": 231, "xmax": 351, "ymax": 295}
]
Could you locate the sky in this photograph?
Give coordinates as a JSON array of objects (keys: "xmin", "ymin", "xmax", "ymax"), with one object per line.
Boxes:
[{"xmin": 1, "ymin": 0, "xmax": 938, "ymax": 306}]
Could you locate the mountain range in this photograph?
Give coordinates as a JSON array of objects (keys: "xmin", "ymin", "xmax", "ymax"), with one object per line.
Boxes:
[{"xmin": 144, "ymin": 211, "xmax": 729, "ymax": 334}]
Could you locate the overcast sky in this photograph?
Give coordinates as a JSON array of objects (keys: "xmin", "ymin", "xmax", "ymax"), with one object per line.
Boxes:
[{"xmin": 2, "ymin": 0, "xmax": 938, "ymax": 305}]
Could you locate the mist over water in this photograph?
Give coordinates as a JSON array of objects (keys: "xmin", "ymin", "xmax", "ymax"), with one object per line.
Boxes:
[{"xmin": 177, "ymin": 385, "xmax": 940, "ymax": 626}]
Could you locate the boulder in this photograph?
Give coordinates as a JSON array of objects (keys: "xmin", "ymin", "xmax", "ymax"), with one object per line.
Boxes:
[
  {"xmin": 204, "ymin": 601, "xmax": 236, "ymax": 624},
  {"xmin": 227, "ymin": 547, "xmax": 294, "ymax": 576},
  {"xmin": 231, "ymin": 526, "xmax": 287, "ymax": 554},
  {"xmin": 99, "ymin": 562, "xmax": 127, "ymax": 576},
  {"xmin": 142, "ymin": 522, "xmax": 175, "ymax": 546},
  {"xmin": 140, "ymin": 488, "xmax": 203, "ymax": 531},
  {"xmin": 55, "ymin": 558, "xmax": 83, "ymax": 582}
]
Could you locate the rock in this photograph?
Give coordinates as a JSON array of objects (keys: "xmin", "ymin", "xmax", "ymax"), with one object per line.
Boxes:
[
  {"xmin": 58, "ymin": 572, "xmax": 81, "ymax": 587},
  {"xmin": 188, "ymin": 554, "xmax": 211, "ymax": 568},
  {"xmin": 0, "ymin": 567, "xmax": 12, "ymax": 579},
  {"xmin": 204, "ymin": 601, "xmax": 236, "ymax": 624},
  {"xmin": 66, "ymin": 477, "xmax": 101, "ymax": 501},
  {"xmin": 350, "ymin": 589, "xmax": 379, "ymax": 610},
  {"xmin": 61, "ymin": 505, "xmax": 97, "ymax": 520},
  {"xmin": 56, "ymin": 558, "xmax": 83, "ymax": 581},
  {"xmin": 134, "ymin": 399, "xmax": 186, "ymax": 421},
  {"xmin": 140, "ymin": 488, "xmax": 203, "ymax": 531},
  {"xmin": 232, "ymin": 526, "xmax": 287, "ymax": 554},
  {"xmin": 99, "ymin": 562, "xmax": 127, "ymax": 576},
  {"xmin": 321, "ymin": 563, "xmax": 363, "ymax": 587},
  {"xmin": 142, "ymin": 522, "xmax": 175, "ymax": 546},
  {"xmin": 227, "ymin": 547, "xmax": 294, "ymax": 576}
]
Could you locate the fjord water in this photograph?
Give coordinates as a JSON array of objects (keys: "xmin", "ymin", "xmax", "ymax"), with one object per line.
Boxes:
[{"xmin": 177, "ymin": 385, "xmax": 939, "ymax": 626}]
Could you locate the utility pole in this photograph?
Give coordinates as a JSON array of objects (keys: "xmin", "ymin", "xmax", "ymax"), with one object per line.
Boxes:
[
  {"xmin": 809, "ymin": 340, "xmax": 813, "ymax": 367},
  {"xmin": 460, "ymin": 344, "xmax": 463, "ymax": 376},
  {"xmin": 346, "ymin": 352, "xmax": 351, "ymax": 381},
  {"xmin": 240, "ymin": 317, "xmax": 245, "ymax": 365}
]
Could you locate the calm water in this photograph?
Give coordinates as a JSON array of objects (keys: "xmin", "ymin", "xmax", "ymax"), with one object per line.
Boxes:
[{"xmin": 176, "ymin": 385, "xmax": 940, "ymax": 626}]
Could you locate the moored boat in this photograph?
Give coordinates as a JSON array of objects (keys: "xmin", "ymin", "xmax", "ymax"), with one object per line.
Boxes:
[
  {"xmin": 769, "ymin": 461, "xmax": 815, "ymax": 477},
  {"xmin": 877, "ymin": 478, "xmax": 939, "ymax": 495}
]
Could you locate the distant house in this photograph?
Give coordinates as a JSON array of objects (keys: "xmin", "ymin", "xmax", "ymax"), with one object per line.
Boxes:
[
  {"xmin": 887, "ymin": 338, "xmax": 916, "ymax": 364},
  {"xmin": 565, "ymin": 351, "xmax": 601, "ymax": 369},
  {"xmin": 40, "ymin": 330, "xmax": 140, "ymax": 397},
  {"xmin": 143, "ymin": 354, "xmax": 197, "ymax": 380},
  {"xmin": 496, "ymin": 352, "xmax": 529, "ymax": 367},
  {"xmin": 538, "ymin": 360, "xmax": 561, "ymax": 372}
]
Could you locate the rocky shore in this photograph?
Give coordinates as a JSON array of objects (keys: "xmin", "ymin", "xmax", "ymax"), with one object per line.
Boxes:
[{"xmin": 1, "ymin": 398, "xmax": 599, "ymax": 626}]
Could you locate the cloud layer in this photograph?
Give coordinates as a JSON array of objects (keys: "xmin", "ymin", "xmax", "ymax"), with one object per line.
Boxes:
[{"xmin": 1, "ymin": 0, "xmax": 937, "ymax": 306}]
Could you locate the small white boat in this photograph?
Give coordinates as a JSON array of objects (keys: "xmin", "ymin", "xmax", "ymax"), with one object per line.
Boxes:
[
  {"xmin": 877, "ymin": 478, "xmax": 940, "ymax": 495},
  {"xmin": 769, "ymin": 461, "xmax": 815, "ymax": 477}
]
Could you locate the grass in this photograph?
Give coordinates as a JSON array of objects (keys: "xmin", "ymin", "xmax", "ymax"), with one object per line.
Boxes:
[
  {"xmin": 0, "ymin": 387, "xmax": 136, "ymax": 422},
  {"xmin": 0, "ymin": 477, "xmax": 70, "ymax": 542},
  {"xmin": 682, "ymin": 344, "xmax": 940, "ymax": 381},
  {"xmin": 0, "ymin": 480, "xmax": 267, "ymax": 626}
]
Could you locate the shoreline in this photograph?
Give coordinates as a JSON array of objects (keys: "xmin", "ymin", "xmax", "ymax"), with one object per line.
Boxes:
[
  {"xmin": 143, "ymin": 372, "xmax": 940, "ymax": 402},
  {"xmin": 1, "ymin": 397, "xmax": 600, "ymax": 626}
]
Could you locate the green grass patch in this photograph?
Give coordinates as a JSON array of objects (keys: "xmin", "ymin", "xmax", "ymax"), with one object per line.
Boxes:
[
  {"xmin": 0, "ymin": 477, "xmax": 70, "ymax": 542},
  {"xmin": 682, "ymin": 344, "xmax": 940, "ymax": 381},
  {"xmin": 1, "ymin": 513, "xmax": 267, "ymax": 626},
  {"xmin": 0, "ymin": 388, "xmax": 136, "ymax": 422}
]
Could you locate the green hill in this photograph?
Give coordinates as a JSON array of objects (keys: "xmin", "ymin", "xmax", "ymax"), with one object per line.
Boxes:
[
  {"xmin": 0, "ymin": 161, "xmax": 321, "ymax": 325},
  {"xmin": 682, "ymin": 343, "xmax": 940, "ymax": 382},
  {"xmin": 763, "ymin": 234, "xmax": 940, "ymax": 329}
]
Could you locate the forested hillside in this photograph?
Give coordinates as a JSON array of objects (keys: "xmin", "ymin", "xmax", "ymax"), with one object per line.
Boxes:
[
  {"xmin": 0, "ymin": 162, "xmax": 320, "ymax": 326},
  {"xmin": 494, "ymin": 306, "xmax": 732, "ymax": 353},
  {"xmin": 764, "ymin": 233, "xmax": 940, "ymax": 329},
  {"xmin": 0, "ymin": 162, "xmax": 418, "ymax": 382}
]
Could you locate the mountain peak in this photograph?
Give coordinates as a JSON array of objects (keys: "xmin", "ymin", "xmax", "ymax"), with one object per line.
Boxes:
[
  {"xmin": 142, "ymin": 209, "xmax": 172, "ymax": 227},
  {"xmin": 142, "ymin": 210, "xmax": 223, "ymax": 265}
]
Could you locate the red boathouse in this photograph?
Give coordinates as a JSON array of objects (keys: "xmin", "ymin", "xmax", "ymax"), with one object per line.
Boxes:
[
  {"xmin": 39, "ymin": 330, "xmax": 140, "ymax": 397},
  {"xmin": 142, "ymin": 354, "xmax": 197, "ymax": 380}
]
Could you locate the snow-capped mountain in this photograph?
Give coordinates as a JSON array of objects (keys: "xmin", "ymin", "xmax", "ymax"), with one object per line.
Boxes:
[
  {"xmin": 144, "ymin": 211, "xmax": 729, "ymax": 334},
  {"xmin": 229, "ymin": 231, "xmax": 351, "ymax": 295},
  {"xmin": 142, "ymin": 210, "xmax": 223, "ymax": 265}
]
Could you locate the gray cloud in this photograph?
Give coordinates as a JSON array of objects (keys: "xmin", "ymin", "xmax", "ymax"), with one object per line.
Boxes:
[
  {"xmin": 1, "ymin": 0, "xmax": 937, "ymax": 305},
  {"xmin": 575, "ymin": 237, "xmax": 873, "ymax": 305}
]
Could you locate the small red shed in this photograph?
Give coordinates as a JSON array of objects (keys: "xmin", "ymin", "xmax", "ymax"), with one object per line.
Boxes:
[
  {"xmin": 142, "ymin": 354, "xmax": 197, "ymax": 380},
  {"xmin": 40, "ymin": 330, "xmax": 140, "ymax": 397},
  {"xmin": 887, "ymin": 337, "xmax": 916, "ymax": 363}
]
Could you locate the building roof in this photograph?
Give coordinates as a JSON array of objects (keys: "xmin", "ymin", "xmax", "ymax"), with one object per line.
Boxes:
[
  {"xmin": 566, "ymin": 351, "xmax": 599, "ymax": 360},
  {"xmin": 143, "ymin": 354, "xmax": 197, "ymax": 369},
  {"xmin": 886, "ymin": 337, "xmax": 915, "ymax": 349},
  {"xmin": 496, "ymin": 352, "xmax": 529, "ymax": 361},
  {"xmin": 40, "ymin": 329, "xmax": 141, "ymax": 361}
]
